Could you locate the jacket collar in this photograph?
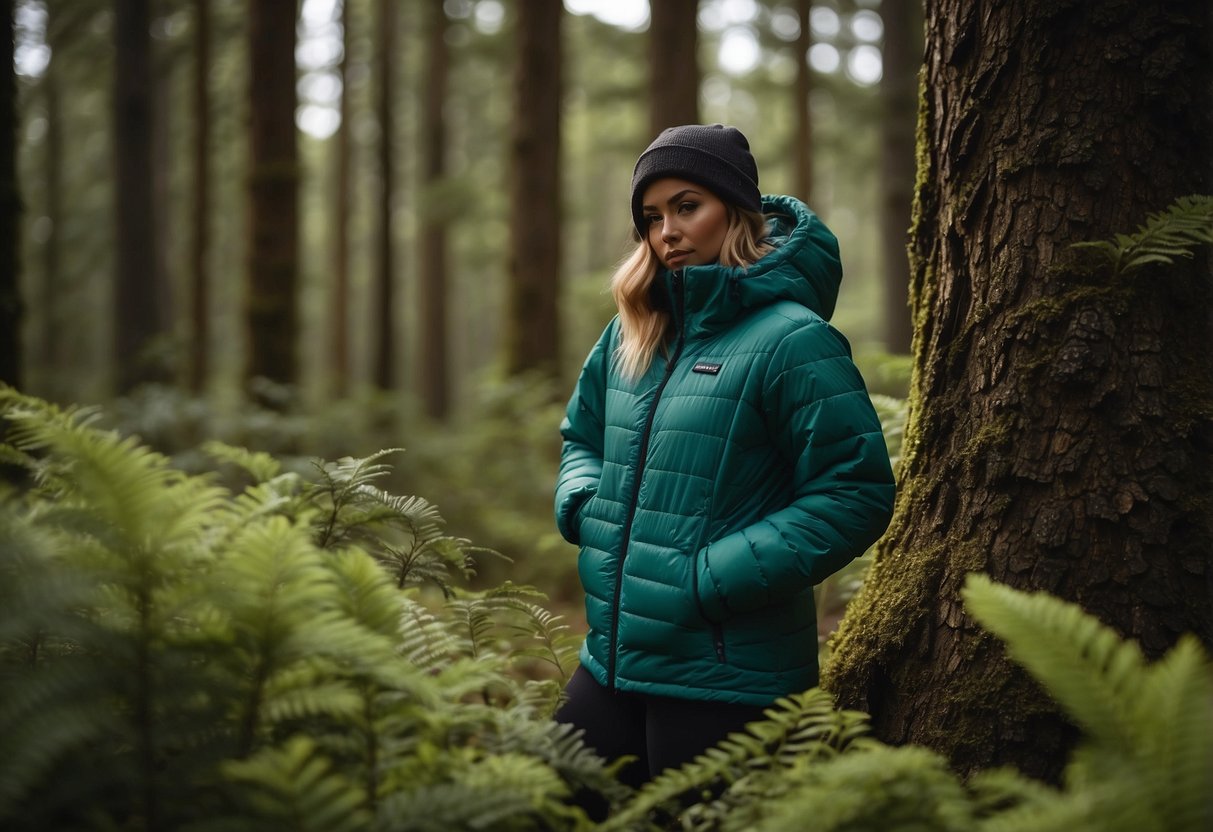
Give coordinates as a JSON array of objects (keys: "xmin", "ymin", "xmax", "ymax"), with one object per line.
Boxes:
[{"xmin": 653, "ymin": 195, "xmax": 842, "ymax": 342}]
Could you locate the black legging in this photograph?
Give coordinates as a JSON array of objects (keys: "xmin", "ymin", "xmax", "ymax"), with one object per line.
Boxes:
[{"xmin": 554, "ymin": 665, "xmax": 769, "ymax": 801}]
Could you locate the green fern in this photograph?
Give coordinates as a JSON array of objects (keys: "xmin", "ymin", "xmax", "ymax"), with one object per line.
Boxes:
[
  {"xmin": 963, "ymin": 574, "xmax": 1213, "ymax": 832},
  {"xmin": 729, "ymin": 744, "xmax": 978, "ymax": 832},
  {"xmin": 301, "ymin": 450, "xmax": 484, "ymax": 593},
  {"xmin": 1071, "ymin": 194, "xmax": 1213, "ymax": 276},
  {"xmin": 210, "ymin": 736, "xmax": 374, "ymax": 832},
  {"xmin": 201, "ymin": 439, "xmax": 284, "ymax": 484},
  {"xmin": 603, "ymin": 688, "xmax": 871, "ymax": 830},
  {"xmin": 376, "ymin": 752, "xmax": 580, "ymax": 831},
  {"xmin": 504, "ymin": 597, "xmax": 582, "ymax": 683}
]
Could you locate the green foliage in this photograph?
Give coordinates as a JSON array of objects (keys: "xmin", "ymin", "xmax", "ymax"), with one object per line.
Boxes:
[
  {"xmin": 400, "ymin": 372, "xmax": 577, "ymax": 599},
  {"xmin": 604, "ymin": 578, "xmax": 1211, "ymax": 831},
  {"xmin": 1071, "ymin": 194, "xmax": 1213, "ymax": 276},
  {"xmin": 0, "ymin": 389, "xmax": 614, "ymax": 831},
  {"xmin": 603, "ymin": 688, "xmax": 871, "ymax": 831},
  {"xmin": 4, "ymin": 388, "xmax": 1210, "ymax": 831},
  {"xmin": 962, "ymin": 574, "xmax": 1213, "ymax": 832},
  {"xmin": 732, "ymin": 745, "xmax": 978, "ymax": 832}
]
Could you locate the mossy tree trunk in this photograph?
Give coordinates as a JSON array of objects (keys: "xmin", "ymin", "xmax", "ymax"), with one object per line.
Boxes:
[
  {"xmin": 505, "ymin": 0, "xmax": 562, "ymax": 379},
  {"xmin": 825, "ymin": 0, "xmax": 1213, "ymax": 783},
  {"xmin": 245, "ymin": 0, "xmax": 300, "ymax": 395}
]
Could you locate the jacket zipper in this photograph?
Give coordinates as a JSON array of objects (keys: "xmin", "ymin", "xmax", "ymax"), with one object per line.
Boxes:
[{"xmin": 608, "ymin": 271, "xmax": 686, "ymax": 691}]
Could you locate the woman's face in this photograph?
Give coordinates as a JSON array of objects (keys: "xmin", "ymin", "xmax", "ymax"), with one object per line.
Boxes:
[{"xmin": 641, "ymin": 177, "xmax": 730, "ymax": 270}]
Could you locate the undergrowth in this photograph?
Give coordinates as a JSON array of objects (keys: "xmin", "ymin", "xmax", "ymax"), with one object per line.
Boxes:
[{"xmin": 1, "ymin": 387, "xmax": 1208, "ymax": 831}]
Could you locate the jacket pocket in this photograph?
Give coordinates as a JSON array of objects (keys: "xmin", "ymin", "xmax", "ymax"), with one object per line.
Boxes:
[{"xmin": 691, "ymin": 551, "xmax": 728, "ymax": 663}]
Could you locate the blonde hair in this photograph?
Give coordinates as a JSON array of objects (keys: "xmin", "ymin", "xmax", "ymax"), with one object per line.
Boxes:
[{"xmin": 611, "ymin": 206, "xmax": 772, "ymax": 379}]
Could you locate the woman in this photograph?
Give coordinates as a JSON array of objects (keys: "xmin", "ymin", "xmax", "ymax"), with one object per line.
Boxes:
[{"xmin": 554, "ymin": 124, "xmax": 895, "ymax": 791}]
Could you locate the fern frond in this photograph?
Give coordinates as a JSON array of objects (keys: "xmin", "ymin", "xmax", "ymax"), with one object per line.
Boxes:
[
  {"xmin": 961, "ymin": 574, "xmax": 1146, "ymax": 748},
  {"xmin": 308, "ymin": 450, "xmax": 405, "ymax": 549},
  {"xmin": 0, "ymin": 662, "xmax": 114, "ymax": 818},
  {"xmin": 377, "ymin": 752, "xmax": 573, "ymax": 831},
  {"xmin": 201, "ymin": 439, "xmax": 283, "ymax": 484},
  {"xmin": 1071, "ymin": 194, "xmax": 1213, "ymax": 276},
  {"xmin": 965, "ymin": 576, "xmax": 1213, "ymax": 832},
  {"xmin": 398, "ymin": 596, "xmax": 462, "ymax": 669},
  {"xmin": 1136, "ymin": 636, "xmax": 1213, "ymax": 832},
  {"xmin": 325, "ymin": 548, "xmax": 410, "ymax": 638},
  {"xmin": 736, "ymin": 745, "xmax": 976, "ymax": 832},
  {"xmin": 217, "ymin": 737, "xmax": 373, "ymax": 832},
  {"xmin": 503, "ymin": 600, "xmax": 581, "ymax": 682},
  {"xmin": 2, "ymin": 390, "xmax": 228, "ymax": 556},
  {"xmin": 261, "ymin": 677, "xmax": 365, "ymax": 726},
  {"xmin": 447, "ymin": 596, "xmax": 500, "ymax": 660},
  {"xmin": 604, "ymin": 688, "xmax": 869, "ymax": 830}
]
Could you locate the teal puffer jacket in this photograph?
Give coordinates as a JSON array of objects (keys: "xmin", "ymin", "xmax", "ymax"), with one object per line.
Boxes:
[{"xmin": 556, "ymin": 195, "xmax": 895, "ymax": 706}]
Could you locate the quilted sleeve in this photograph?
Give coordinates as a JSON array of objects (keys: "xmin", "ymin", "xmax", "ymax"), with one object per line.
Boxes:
[
  {"xmin": 554, "ymin": 319, "xmax": 615, "ymax": 545},
  {"xmin": 695, "ymin": 319, "xmax": 895, "ymax": 621}
]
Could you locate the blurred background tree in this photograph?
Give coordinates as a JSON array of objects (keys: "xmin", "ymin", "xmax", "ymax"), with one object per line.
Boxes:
[{"xmin": 10, "ymin": 0, "xmax": 905, "ymax": 405}]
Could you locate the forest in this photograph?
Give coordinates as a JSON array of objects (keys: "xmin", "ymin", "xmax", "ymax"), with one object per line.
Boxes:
[{"xmin": 0, "ymin": 0, "xmax": 1210, "ymax": 830}]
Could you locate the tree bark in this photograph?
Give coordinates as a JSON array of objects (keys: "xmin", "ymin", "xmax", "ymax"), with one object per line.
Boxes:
[
  {"xmin": 826, "ymin": 0, "xmax": 1213, "ymax": 783},
  {"xmin": 112, "ymin": 0, "xmax": 166, "ymax": 393},
  {"xmin": 505, "ymin": 0, "xmax": 562, "ymax": 379},
  {"xmin": 330, "ymin": 0, "xmax": 352, "ymax": 398},
  {"xmin": 878, "ymin": 0, "xmax": 920, "ymax": 354},
  {"xmin": 371, "ymin": 0, "xmax": 397, "ymax": 392},
  {"xmin": 792, "ymin": 0, "xmax": 812, "ymax": 206},
  {"xmin": 188, "ymin": 0, "xmax": 211, "ymax": 394},
  {"xmin": 245, "ymin": 0, "xmax": 300, "ymax": 394},
  {"xmin": 418, "ymin": 0, "xmax": 449, "ymax": 419},
  {"xmin": 648, "ymin": 0, "xmax": 699, "ymax": 135},
  {"xmin": 0, "ymin": 0, "xmax": 18, "ymax": 389}
]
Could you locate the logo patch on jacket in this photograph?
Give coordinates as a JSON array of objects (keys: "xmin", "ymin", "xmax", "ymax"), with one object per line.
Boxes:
[{"xmin": 692, "ymin": 361, "xmax": 723, "ymax": 375}]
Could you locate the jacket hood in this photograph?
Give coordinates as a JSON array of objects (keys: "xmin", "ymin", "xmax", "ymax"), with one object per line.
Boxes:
[{"xmin": 655, "ymin": 195, "xmax": 842, "ymax": 340}]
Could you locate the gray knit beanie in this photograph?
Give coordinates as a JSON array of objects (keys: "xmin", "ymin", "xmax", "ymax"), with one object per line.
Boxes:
[{"xmin": 630, "ymin": 123, "xmax": 762, "ymax": 235}]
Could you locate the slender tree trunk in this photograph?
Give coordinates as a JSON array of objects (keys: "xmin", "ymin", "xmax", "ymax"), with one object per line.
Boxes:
[
  {"xmin": 826, "ymin": 0, "xmax": 1213, "ymax": 783},
  {"xmin": 648, "ymin": 0, "xmax": 699, "ymax": 135},
  {"xmin": 330, "ymin": 0, "xmax": 352, "ymax": 398},
  {"xmin": 418, "ymin": 0, "xmax": 449, "ymax": 418},
  {"xmin": 0, "ymin": 0, "xmax": 18, "ymax": 389},
  {"xmin": 505, "ymin": 0, "xmax": 562, "ymax": 379},
  {"xmin": 878, "ymin": 0, "xmax": 920, "ymax": 354},
  {"xmin": 151, "ymin": 38, "xmax": 173, "ymax": 375},
  {"xmin": 793, "ymin": 0, "xmax": 812, "ymax": 206},
  {"xmin": 112, "ymin": 0, "xmax": 165, "ymax": 393},
  {"xmin": 371, "ymin": 0, "xmax": 396, "ymax": 392},
  {"xmin": 245, "ymin": 0, "xmax": 300, "ymax": 395},
  {"xmin": 40, "ymin": 9, "xmax": 62, "ymax": 396},
  {"xmin": 188, "ymin": 0, "xmax": 211, "ymax": 393}
]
